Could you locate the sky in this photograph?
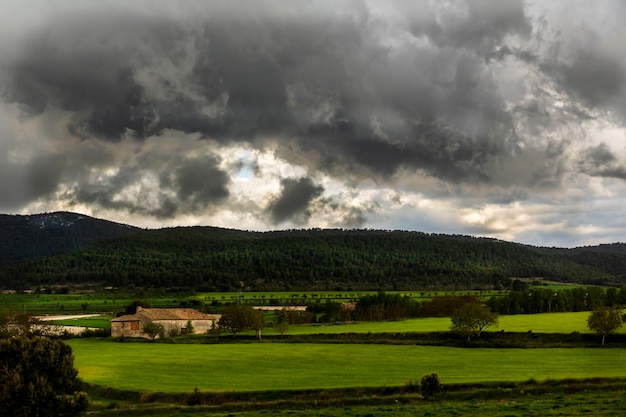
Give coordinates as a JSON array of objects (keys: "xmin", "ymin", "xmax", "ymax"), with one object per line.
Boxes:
[{"xmin": 1, "ymin": 0, "xmax": 625, "ymax": 248}]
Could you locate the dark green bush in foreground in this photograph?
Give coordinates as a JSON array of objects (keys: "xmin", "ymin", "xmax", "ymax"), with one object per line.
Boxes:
[{"xmin": 0, "ymin": 336, "xmax": 88, "ymax": 417}]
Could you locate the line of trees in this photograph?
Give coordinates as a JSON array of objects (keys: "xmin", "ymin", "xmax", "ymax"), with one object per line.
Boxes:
[
  {"xmin": 487, "ymin": 286, "xmax": 626, "ymax": 315},
  {"xmin": 353, "ymin": 291, "xmax": 420, "ymax": 321}
]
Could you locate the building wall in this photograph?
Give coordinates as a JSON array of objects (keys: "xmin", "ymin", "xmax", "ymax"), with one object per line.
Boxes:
[
  {"xmin": 111, "ymin": 321, "xmax": 143, "ymax": 338},
  {"xmin": 188, "ymin": 318, "xmax": 217, "ymax": 334},
  {"xmin": 111, "ymin": 317, "xmax": 219, "ymax": 338},
  {"xmin": 157, "ymin": 318, "xmax": 217, "ymax": 336}
]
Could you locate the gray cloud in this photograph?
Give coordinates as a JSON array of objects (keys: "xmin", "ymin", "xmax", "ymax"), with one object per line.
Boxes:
[
  {"xmin": 578, "ymin": 143, "xmax": 626, "ymax": 181},
  {"xmin": 267, "ymin": 177, "xmax": 324, "ymax": 224},
  {"xmin": 1, "ymin": 1, "xmax": 626, "ymax": 245},
  {"xmin": 176, "ymin": 156, "xmax": 230, "ymax": 207},
  {"xmin": 1, "ymin": 0, "xmax": 536, "ymax": 186}
]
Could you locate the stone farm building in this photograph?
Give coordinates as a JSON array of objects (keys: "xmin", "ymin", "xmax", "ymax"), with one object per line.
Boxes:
[{"xmin": 111, "ymin": 306, "xmax": 220, "ymax": 338}]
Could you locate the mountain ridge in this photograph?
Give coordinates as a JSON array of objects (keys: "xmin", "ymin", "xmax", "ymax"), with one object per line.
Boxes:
[
  {"xmin": 1, "ymin": 212, "xmax": 625, "ymax": 290},
  {"xmin": 0, "ymin": 211, "xmax": 140, "ymax": 267},
  {"xmin": 1, "ymin": 212, "xmax": 625, "ymax": 291}
]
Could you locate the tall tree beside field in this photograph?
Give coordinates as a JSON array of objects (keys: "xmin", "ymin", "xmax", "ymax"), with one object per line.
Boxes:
[
  {"xmin": 450, "ymin": 303, "xmax": 499, "ymax": 341},
  {"xmin": 250, "ymin": 309, "xmax": 266, "ymax": 341},
  {"xmin": 219, "ymin": 304, "xmax": 254, "ymax": 338},
  {"xmin": 0, "ymin": 336, "xmax": 88, "ymax": 417},
  {"xmin": 274, "ymin": 308, "xmax": 290, "ymax": 337},
  {"xmin": 587, "ymin": 306, "xmax": 623, "ymax": 346}
]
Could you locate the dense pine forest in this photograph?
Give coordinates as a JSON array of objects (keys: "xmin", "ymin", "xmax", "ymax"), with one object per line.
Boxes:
[{"xmin": 1, "ymin": 214, "xmax": 625, "ymax": 291}]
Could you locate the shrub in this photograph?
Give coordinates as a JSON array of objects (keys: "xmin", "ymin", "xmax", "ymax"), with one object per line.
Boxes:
[
  {"xmin": 167, "ymin": 325, "xmax": 180, "ymax": 338},
  {"xmin": 0, "ymin": 337, "xmax": 88, "ymax": 417},
  {"xmin": 404, "ymin": 379, "xmax": 419, "ymax": 393},
  {"xmin": 141, "ymin": 322, "xmax": 165, "ymax": 341},
  {"xmin": 420, "ymin": 372, "xmax": 442, "ymax": 399},
  {"xmin": 185, "ymin": 320, "xmax": 195, "ymax": 335}
]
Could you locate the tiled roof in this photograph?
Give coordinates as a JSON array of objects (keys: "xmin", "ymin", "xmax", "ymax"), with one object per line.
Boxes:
[{"xmin": 111, "ymin": 308, "xmax": 218, "ymax": 322}]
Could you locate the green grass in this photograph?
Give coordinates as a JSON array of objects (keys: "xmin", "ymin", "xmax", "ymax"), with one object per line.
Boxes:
[
  {"xmin": 68, "ymin": 339, "xmax": 626, "ymax": 393},
  {"xmin": 195, "ymin": 290, "xmax": 501, "ymax": 303},
  {"xmin": 253, "ymin": 312, "xmax": 625, "ymax": 337},
  {"xmin": 41, "ymin": 310, "xmax": 621, "ymax": 335},
  {"xmin": 93, "ymin": 390, "xmax": 626, "ymax": 417},
  {"xmin": 48, "ymin": 316, "xmax": 113, "ymax": 330},
  {"xmin": 0, "ymin": 290, "xmax": 502, "ymax": 314}
]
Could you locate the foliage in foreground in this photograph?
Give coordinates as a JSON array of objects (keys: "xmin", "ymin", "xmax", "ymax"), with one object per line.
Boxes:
[{"xmin": 0, "ymin": 336, "xmax": 88, "ymax": 417}]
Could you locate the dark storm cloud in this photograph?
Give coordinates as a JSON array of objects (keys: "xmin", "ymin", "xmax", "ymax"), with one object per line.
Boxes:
[
  {"xmin": 176, "ymin": 157, "xmax": 230, "ymax": 207},
  {"xmin": 410, "ymin": 0, "xmax": 531, "ymax": 56},
  {"xmin": 578, "ymin": 143, "xmax": 626, "ymax": 181},
  {"xmin": 267, "ymin": 177, "xmax": 324, "ymax": 224},
  {"xmin": 25, "ymin": 154, "xmax": 66, "ymax": 197},
  {"xmin": 546, "ymin": 51, "xmax": 626, "ymax": 110},
  {"xmin": 3, "ymin": 0, "xmax": 626, "ymax": 243},
  {"xmin": 1, "ymin": 0, "xmax": 538, "ymax": 188}
]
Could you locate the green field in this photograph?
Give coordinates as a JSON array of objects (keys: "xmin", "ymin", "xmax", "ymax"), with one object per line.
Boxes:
[
  {"xmin": 231, "ymin": 311, "xmax": 624, "ymax": 337},
  {"xmin": 0, "ymin": 290, "xmax": 502, "ymax": 315},
  {"xmin": 68, "ymin": 339, "xmax": 626, "ymax": 393},
  {"xmin": 38, "ymin": 311, "xmax": 626, "ymax": 336},
  {"xmin": 48, "ymin": 316, "xmax": 113, "ymax": 330}
]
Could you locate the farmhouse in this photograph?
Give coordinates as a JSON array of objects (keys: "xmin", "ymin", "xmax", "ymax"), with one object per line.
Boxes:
[{"xmin": 111, "ymin": 306, "xmax": 220, "ymax": 338}]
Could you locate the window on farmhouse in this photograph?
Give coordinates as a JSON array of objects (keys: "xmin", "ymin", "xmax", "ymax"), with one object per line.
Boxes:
[{"xmin": 130, "ymin": 321, "xmax": 139, "ymax": 330}]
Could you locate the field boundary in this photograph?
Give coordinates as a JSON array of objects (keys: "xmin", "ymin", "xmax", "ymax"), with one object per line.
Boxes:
[
  {"xmin": 86, "ymin": 377, "xmax": 626, "ymax": 414},
  {"xmin": 123, "ymin": 330, "xmax": 626, "ymax": 349}
]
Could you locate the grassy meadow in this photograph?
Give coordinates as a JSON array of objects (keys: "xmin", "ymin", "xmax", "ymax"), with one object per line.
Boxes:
[
  {"xmin": 2, "ymin": 289, "xmax": 622, "ymax": 415},
  {"xmin": 68, "ymin": 339, "xmax": 626, "ymax": 393},
  {"xmin": 37, "ymin": 310, "xmax": 626, "ymax": 336},
  {"xmin": 0, "ymin": 289, "xmax": 501, "ymax": 315},
  {"xmin": 216, "ymin": 311, "xmax": 625, "ymax": 337}
]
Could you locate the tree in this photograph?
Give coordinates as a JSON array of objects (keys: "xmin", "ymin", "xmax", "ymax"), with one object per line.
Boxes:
[
  {"xmin": 250, "ymin": 309, "xmax": 266, "ymax": 341},
  {"xmin": 0, "ymin": 336, "xmax": 88, "ymax": 417},
  {"xmin": 185, "ymin": 320, "xmax": 195, "ymax": 335},
  {"xmin": 450, "ymin": 302, "xmax": 498, "ymax": 341},
  {"xmin": 208, "ymin": 320, "xmax": 222, "ymax": 342},
  {"xmin": 123, "ymin": 300, "xmax": 150, "ymax": 316},
  {"xmin": 587, "ymin": 306, "xmax": 623, "ymax": 346},
  {"xmin": 219, "ymin": 304, "xmax": 253, "ymax": 338},
  {"xmin": 141, "ymin": 322, "xmax": 165, "ymax": 341},
  {"xmin": 274, "ymin": 308, "xmax": 290, "ymax": 337},
  {"xmin": 0, "ymin": 313, "xmax": 53, "ymax": 339}
]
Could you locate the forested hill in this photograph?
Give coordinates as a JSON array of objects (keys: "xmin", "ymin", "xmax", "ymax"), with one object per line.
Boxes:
[
  {"xmin": 0, "ymin": 212, "xmax": 140, "ymax": 267},
  {"xmin": 1, "ymin": 223, "xmax": 625, "ymax": 291}
]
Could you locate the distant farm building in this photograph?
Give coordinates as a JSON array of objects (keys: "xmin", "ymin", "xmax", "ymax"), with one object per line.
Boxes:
[
  {"xmin": 340, "ymin": 302, "xmax": 357, "ymax": 311},
  {"xmin": 111, "ymin": 306, "xmax": 220, "ymax": 338}
]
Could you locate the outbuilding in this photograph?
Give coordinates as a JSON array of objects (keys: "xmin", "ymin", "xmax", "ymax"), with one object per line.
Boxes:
[{"xmin": 110, "ymin": 306, "xmax": 220, "ymax": 338}]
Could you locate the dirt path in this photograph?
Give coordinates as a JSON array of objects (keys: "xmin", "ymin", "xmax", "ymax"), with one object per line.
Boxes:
[{"xmin": 35, "ymin": 314, "xmax": 101, "ymax": 321}]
